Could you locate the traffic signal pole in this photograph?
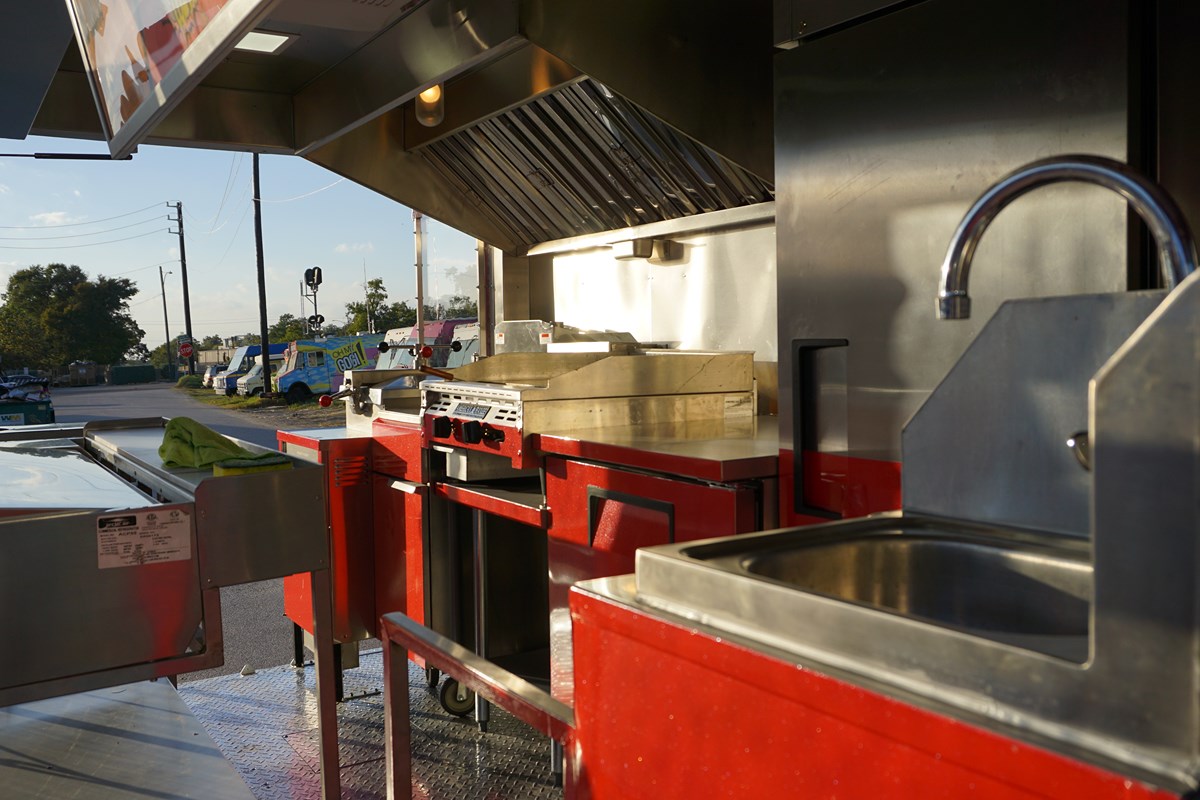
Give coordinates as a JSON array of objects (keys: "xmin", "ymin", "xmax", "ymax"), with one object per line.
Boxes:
[{"xmin": 303, "ymin": 267, "xmax": 323, "ymax": 335}]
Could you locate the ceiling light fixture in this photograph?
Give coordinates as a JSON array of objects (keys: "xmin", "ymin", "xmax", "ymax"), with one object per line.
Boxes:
[
  {"xmin": 234, "ymin": 30, "xmax": 294, "ymax": 55},
  {"xmin": 416, "ymin": 83, "xmax": 445, "ymax": 127}
]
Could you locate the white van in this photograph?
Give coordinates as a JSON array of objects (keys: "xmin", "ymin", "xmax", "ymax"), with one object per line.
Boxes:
[{"xmin": 235, "ymin": 354, "xmax": 283, "ymax": 397}]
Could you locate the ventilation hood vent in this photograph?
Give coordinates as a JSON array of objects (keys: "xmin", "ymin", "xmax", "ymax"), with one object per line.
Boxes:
[{"xmin": 417, "ymin": 79, "xmax": 774, "ymax": 249}]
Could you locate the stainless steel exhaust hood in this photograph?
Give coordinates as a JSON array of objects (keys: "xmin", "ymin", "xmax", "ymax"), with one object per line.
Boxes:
[{"xmin": 310, "ymin": 76, "xmax": 773, "ymax": 253}]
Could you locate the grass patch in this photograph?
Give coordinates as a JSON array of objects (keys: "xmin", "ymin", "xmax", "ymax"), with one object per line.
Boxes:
[{"xmin": 178, "ymin": 386, "xmax": 267, "ymax": 409}]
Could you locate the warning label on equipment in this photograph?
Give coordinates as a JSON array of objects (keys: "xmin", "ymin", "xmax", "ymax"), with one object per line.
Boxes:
[{"xmin": 97, "ymin": 508, "xmax": 191, "ymax": 569}]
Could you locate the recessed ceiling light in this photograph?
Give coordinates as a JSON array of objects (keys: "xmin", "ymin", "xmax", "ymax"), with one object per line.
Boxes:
[{"xmin": 234, "ymin": 30, "xmax": 294, "ymax": 55}]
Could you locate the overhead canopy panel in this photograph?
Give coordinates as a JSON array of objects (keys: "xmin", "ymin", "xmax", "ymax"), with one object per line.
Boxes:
[{"xmin": 27, "ymin": 0, "xmax": 773, "ymax": 251}]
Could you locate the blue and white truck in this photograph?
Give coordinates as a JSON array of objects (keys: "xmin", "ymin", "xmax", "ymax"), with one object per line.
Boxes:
[
  {"xmin": 213, "ymin": 343, "xmax": 288, "ymax": 396},
  {"xmin": 275, "ymin": 334, "xmax": 380, "ymax": 403}
]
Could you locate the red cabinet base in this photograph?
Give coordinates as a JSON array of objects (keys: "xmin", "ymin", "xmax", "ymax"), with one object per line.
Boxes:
[{"xmin": 569, "ymin": 582, "xmax": 1179, "ymax": 800}]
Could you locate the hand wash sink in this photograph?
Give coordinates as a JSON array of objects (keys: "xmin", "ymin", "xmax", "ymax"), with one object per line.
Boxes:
[
  {"xmin": 735, "ymin": 521, "xmax": 1090, "ymax": 657},
  {"xmin": 636, "ymin": 512, "xmax": 1092, "ymax": 667}
]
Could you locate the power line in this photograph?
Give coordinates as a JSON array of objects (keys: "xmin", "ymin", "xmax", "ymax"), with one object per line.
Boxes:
[
  {"xmin": 259, "ymin": 177, "xmax": 346, "ymax": 203},
  {"xmin": 0, "ymin": 202, "xmax": 163, "ymax": 229},
  {"xmin": 129, "ymin": 292, "xmax": 164, "ymax": 307},
  {"xmin": 211, "ymin": 204, "xmax": 251, "ymax": 268},
  {"xmin": 0, "ymin": 215, "xmax": 167, "ymax": 240},
  {"xmin": 211, "ymin": 153, "xmax": 245, "ymax": 229},
  {"xmin": 0, "ymin": 228, "xmax": 168, "ymax": 250},
  {"xmin": 109, "ymin": 259, "xmax": 180, "ymax": 276},
  {"xmin": 192, "ymin": 191, "xmax": 249, "ymax": 236}
]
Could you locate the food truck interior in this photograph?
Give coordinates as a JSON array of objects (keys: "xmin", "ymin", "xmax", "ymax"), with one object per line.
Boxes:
[{"xmin": 1, "ymin": 1, "xmax": 1199, "ymax": 798}]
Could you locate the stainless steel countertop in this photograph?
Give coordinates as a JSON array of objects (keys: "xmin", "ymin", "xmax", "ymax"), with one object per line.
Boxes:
[
  {"xmin": 536, "ymin": 415, "xmax": 779, "ymax": 482},
  {"xmin": 0, "ymin": 445, "xmax": 154, "ymax": 510}
]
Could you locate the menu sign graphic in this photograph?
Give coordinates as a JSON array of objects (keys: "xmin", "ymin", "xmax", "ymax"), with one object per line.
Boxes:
[{"xmin": 64, "ymin": 0, "xmax": 277, "ymax": 157}]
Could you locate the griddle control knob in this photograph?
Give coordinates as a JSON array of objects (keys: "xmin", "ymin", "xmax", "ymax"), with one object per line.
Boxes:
[
  {"xmin": 482, "ymin": 425, "xmax": 504, "ymax": 443},
  {"xmin": 461, "ymin": 420, "xmax": 484, "ymax": 444},
  {"xmin": 431, "ymin": 416, "xmax": 453, "ymax": 438}
]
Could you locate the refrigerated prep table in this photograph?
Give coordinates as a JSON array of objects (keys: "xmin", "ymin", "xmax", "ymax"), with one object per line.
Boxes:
[{"xmin": 0, "ymin": 418, "xmax": 344, "ymax": 799}]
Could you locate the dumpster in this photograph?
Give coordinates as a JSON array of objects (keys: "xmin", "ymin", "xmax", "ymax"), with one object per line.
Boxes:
[
  {"xmin": 109, "ymin": 364, "xmax": 157, "ymax": 385},
  {"xmin": 0, "ymin": 400, "xmax": 55, "ymax": 425}
]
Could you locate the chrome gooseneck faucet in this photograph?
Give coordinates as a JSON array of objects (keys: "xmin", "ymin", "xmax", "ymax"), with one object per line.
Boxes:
[{"xmin": 937, "ymin": 155, "xmax": 1199, "ymax": 319}]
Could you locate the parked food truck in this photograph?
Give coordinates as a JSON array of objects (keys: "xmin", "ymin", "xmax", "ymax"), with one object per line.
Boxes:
[
  {"xmin": 213, "ymin": 343, "xmax": 288, "ymax": 396},
  {"xmin": 274, "ymin": 334, "xmax": 380, "ymax": 403},
  {"xmin": 373, "ymin": 318, "xmax": 476, "ymax": 370},
  {"xmin": 234, "ymin": 353, "xmax": 284, "ymax": 397},
  {"xmin": 5, "ymin": 4, "xmax": 1200, "ymax": 800}
]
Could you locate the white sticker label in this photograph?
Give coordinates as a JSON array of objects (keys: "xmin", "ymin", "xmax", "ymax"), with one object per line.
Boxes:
[
  {"xmin": 539, "ymin": 332, "xmax": 551, "ymax": 343},
  {"xmin": 97, "ymin": 509, "xmax": 191, "ymax": 569},
  {"xmin": 0, "ymin": 412, "xmax": 25, "ymax": 425},
  {"xmin": 495, "ymin": 331, "xmax": 506, "ymax": 344}
]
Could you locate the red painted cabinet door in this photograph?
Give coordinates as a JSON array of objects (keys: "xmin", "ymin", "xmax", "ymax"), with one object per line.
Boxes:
[
  {"xmin": 372, "ymin": 472, "xmax": 426, "ymax": 638},
  {"xmin": 545, "ymin": 456, "xmax": 759, "ymax": 556},
  {"xmin": 282, "ymin": 436, "xmax": 373, "ymax": 642}
]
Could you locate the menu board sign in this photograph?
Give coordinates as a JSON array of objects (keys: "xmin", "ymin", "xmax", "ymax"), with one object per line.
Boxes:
[{"xmin": 63, "ymin": 0, "xmax": 277, "ymax": 158}]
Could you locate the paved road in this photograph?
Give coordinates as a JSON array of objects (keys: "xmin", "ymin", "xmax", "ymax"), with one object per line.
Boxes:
[{"xmin": 51, "ymin": 381, "xmax": 301, "ymax": 682}]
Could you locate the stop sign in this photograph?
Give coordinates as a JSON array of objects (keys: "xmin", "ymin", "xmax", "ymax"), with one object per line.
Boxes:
[{"xmin": 179, "ymin": 342, "xmax": 194, "ymax": 359}]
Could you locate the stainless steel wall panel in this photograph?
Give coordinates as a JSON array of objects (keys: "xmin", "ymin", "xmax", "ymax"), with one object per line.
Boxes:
[
  {"xmin": 774, "ymin": 0, "xmax": 913, "ymax": 45},
  {"xmin": 195, "ymin": 467, "xmax": 328, "ymax": 588},
  {"xmin": 903, "ymin": 291, "xmax": 1164, "ymax": 536},
  {"xmin": 775, "ymin": 0, "xmax": 1129, "ymax": 462},
  {"xmin": 1156, "ymin": 0, "xmax": 1200, "ymax": 254}
]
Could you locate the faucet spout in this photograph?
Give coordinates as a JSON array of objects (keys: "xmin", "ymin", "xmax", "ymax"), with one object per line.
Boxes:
[{"xmin": 937, "ymin": 155, "xmax": 1198, "ymax": 319}]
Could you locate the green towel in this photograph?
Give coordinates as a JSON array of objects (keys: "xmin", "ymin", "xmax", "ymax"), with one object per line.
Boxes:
[{"xmin": 159, "ymin": 416, "xmax": 289, "ymax": 469}]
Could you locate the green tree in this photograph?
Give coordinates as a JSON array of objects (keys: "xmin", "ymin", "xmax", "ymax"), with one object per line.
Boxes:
[
  {"xmin": 147, "ymin": 333, "xmax": 188, "ymax": 369},
  {"xmin": 388, "ymin": 301, "xmax": 417, "ymax": 329},
  {"xmin": 422, "ymin": 294, "xmax": 478, "ymax": 320},
  {"xmin": 199, "ymin": 334, "xmax": 223, "ymax": 348},
  {"xmin": 344, "ymin": 277, "xmax": 392, "ymax": 334},
  {"xmin": 0, "ymin": 263, "xmax": 143, "ymax": 369},
  {"xmin": 269, "ymin": 313, "xmax": 307, "ymax": 343}
]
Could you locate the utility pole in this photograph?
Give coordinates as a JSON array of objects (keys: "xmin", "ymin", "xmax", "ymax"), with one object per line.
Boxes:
[
  {"xmin": 363, "ymin": 259, "xmax": 373, "ymax": 334},
  {"xmin": 253, "ymin": 153, "xmax": 273, "ymax": 394},
  {"xmin": 169, "ymin": 202, "xmax": 196, "ymax": 374},
  {"xmin": 414, "ymin": 210, "xmax": 425, "ymax": 355},
  {"xmin": 158, "ymin": 266, "xmax": 173, "ymax": 378}
]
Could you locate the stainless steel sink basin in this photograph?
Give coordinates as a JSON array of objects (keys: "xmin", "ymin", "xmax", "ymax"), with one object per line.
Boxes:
[
  {"xmin": 637, "ymin": 513, "xmax": 1091, "ymax": 660},
  {"xmin": 737, "ymin": 529, "xmax": 1089, "ymax": 658},
  {"xmin": 628, "ymin": 513, "xmax": 1121, "ymax": 764}
]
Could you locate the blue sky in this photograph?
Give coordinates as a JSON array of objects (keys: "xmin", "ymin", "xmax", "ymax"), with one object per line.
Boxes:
[{"xmin": 0, "ymin": 135, "xmax": 478, "ymax": 349}]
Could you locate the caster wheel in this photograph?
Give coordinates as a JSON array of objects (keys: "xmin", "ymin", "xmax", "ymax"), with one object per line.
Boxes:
[
  {"xmin": 425, "ymin": 667, "xmax": 441, "ymax": 689},
  {"xmin": 438, "ymin": 679, "xmax": 475, "ymax": 717}
]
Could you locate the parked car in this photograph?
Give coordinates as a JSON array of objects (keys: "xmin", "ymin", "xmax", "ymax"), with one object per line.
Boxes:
[{"xmin": 201, "ymin": 364, "xmax": 226, "ymax": 388}]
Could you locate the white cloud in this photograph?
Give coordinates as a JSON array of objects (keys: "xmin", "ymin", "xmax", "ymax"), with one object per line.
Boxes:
[
  {"xmin": 29, "ymin": 211, "xmax": 74, "ymax": 225},
  {"xmin": 0, "ymin": 184, "xmax": 10, "ymax": 194},
  {"xmin": 72, "ymin": 189, "xmax": 81, "ymax": 198},
  {"xmin": 335, "ymin": 242, "xmax": 374, "ymax": 254}
]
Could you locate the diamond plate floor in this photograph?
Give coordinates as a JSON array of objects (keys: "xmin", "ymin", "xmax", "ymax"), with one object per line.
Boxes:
[{"xmin": 178, "ymin": 650, "xmax": 563, "ymax": 800}]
